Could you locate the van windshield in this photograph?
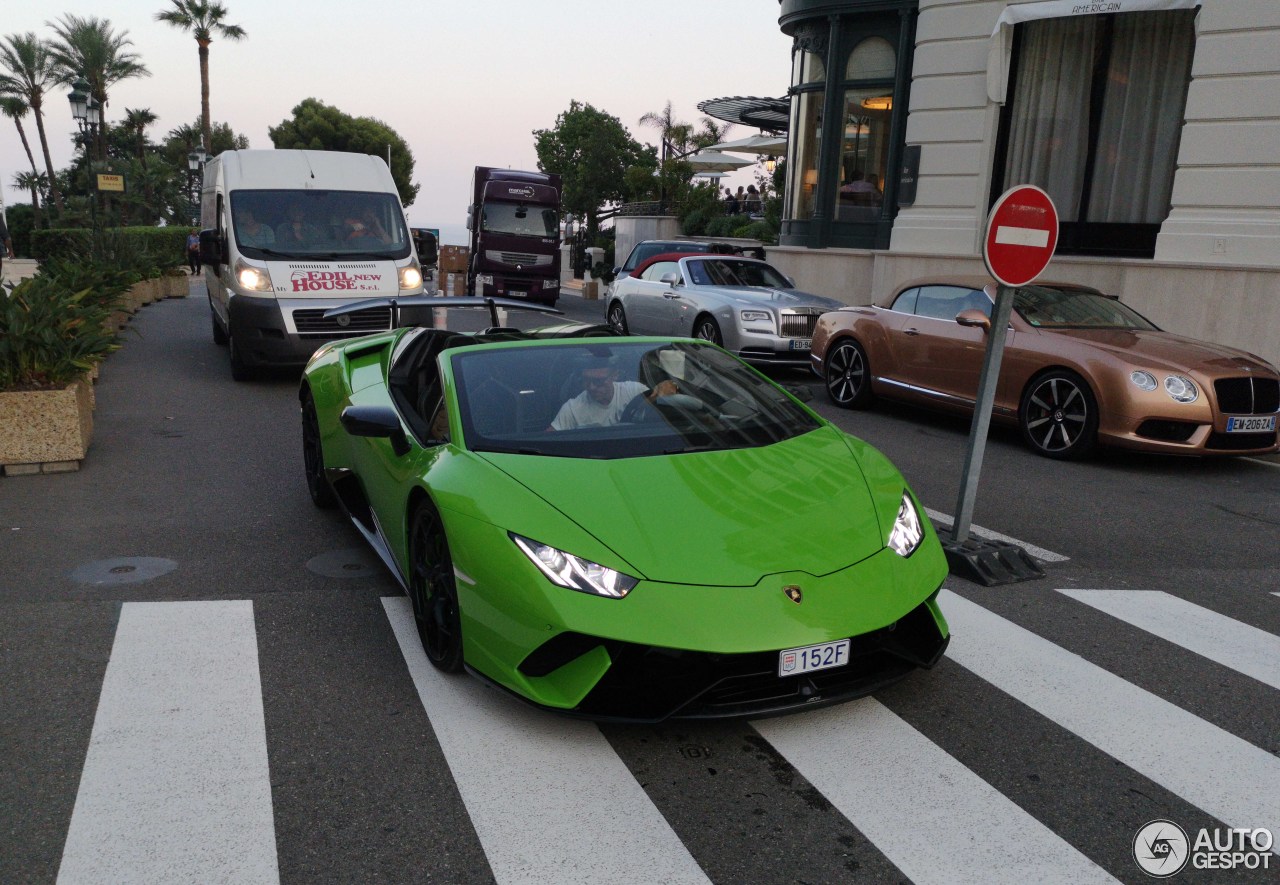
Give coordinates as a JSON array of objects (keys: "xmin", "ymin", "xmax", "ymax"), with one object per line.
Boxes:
[{"xmin": 229, "ymin": 190, "xmax": 411, "ymax": 260}]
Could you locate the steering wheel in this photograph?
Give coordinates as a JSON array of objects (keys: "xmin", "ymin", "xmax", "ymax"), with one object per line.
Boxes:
[{"xmin": 620, "ymin": 392, "xmax": 659, "ymax": 424}]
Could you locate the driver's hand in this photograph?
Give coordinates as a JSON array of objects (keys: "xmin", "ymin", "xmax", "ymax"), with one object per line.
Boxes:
[{"xmin": 652, "ymin": 380, "xmax": 678, "ymax": 398}]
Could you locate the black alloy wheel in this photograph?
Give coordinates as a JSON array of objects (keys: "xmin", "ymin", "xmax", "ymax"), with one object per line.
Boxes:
[
  {"xmin": 824, "ymin": 339, "xmax": 873, "ymax": 409},
  {"xmin": 409, "ymin": 502, "xmax": 464, "ymax": 673},
  {"xmin": 693, "ymin": 315, "xmax": 723, "ymax": 347},
  {"xmin": 607, "ymin": 301, "xmax": 629, "ymax": 334},
  {"xmin": 301, "ymin": 392, "xmax": 336, "ymax": 508},
  {"xmin": 1019, "ymin": 370, "xmax": 1099, "ymax": 459}
]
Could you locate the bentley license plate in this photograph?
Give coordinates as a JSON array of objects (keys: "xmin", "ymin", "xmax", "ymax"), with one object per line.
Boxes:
[
  {"xmin": 1226, "ymin": 415, "xmax": 1276, "ymax": 433},
  {"xmin": 789, "ymin": 339, "xmax": 812, "ymax": 352},
  {"xmin": 778, "ymin": 639, "xmax": 850, "ymax": 677}
]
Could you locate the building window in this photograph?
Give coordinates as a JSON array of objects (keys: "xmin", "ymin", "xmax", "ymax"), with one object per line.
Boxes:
[
  {"xmin": 835, "ymin": 37, "xmax": 896, "ymax": 222},
  {"xmin": 787, "ymin": 48, "xmax": 826, "ymax": 220},
  {"xmin": 995, "ymin": 10, "xmax": 1196, "ymax": 257}
]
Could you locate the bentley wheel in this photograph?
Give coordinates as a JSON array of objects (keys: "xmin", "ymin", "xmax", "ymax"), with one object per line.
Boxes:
[
  {"xmin": 409, "ymin": 501, "xmax": 464, "ymax": 673},
  {"xmin": 824, "ymin": 339, "xmax": 872, "ymax": 409},
  {"xmin": 1019, "ymin": 370, "xmax": 1098, "ymax": 459},
  {"xmin": 693, "ymin": 315, "xmax": 723, "ymax": 347},
  {"xmin": 301, "ymin": 391, "xmax": 336, "ymax": 509},
  {"xmin": 607, "ymin": 301, "xmax": 629, "ymax": 334}
]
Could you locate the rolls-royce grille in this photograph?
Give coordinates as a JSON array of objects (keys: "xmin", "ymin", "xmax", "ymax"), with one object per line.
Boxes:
[
  {"xmin": 1214, "ymin": 377, "xmax": 1280, "ymax": 414},
  {"xmin": 779, "ymin": 313, "xmax": 819, "ymax": 339},
  {"xmin": 293, "ymin": 307, "xmax": 392, "ymax": 339}
]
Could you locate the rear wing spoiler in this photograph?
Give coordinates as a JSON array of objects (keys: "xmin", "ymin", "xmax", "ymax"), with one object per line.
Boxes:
[{"xmin": 324, "ymin": 296, "xmax": 563, "ymax": 330}]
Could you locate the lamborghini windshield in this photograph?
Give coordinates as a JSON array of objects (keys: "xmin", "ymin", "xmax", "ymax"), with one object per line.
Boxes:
[{"xmin": 450, "ymin": 340, "xmax": 820, "ymax": 458}]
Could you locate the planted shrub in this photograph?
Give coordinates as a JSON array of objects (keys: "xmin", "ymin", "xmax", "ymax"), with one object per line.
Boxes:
[{"xmin": 0, "ymin": 275, "xmax": 120, "ymax": 390}]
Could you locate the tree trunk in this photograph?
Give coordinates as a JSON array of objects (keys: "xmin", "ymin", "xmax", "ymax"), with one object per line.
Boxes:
[
  {"xmin": 31, "ymin": 99, "xmax": 64, "ymax": 215},
  {"xmin": 199, "ymin": 40, "xmax": 212, "ymax": 154}
]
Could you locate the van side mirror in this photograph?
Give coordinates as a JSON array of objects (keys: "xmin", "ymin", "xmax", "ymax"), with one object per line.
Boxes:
[
  {"xmin": 414, "ymin": 231, "xmax": 438, "ymax": 265},
  {"xmin": 198, "ymin": 228, "xmax": 223, "ymax": 266}
]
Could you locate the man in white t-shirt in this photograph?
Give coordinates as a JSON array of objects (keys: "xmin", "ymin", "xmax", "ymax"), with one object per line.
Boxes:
[{"xmin": 549, "ymin": 363, "xmax": 677, "ymax": 431}]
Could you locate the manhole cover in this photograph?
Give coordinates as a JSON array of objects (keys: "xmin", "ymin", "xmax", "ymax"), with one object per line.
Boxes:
[
  {"xmin": 70, "ymin": 557, "xmax": 178, "ymax": 586},
  {"xmin": 306, "ymin": 548, "xmax": 382, "ymax": 579}
]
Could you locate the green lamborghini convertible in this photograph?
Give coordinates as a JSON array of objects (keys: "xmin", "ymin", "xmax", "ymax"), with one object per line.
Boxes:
[{"xmin": 300, "ymin": 299, "xmax": 949, "ymax": 721}]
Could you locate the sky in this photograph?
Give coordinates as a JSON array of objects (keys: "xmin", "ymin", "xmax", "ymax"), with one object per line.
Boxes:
[{"xmin": 1, "ymin": 0, "xmax": 793, "ymax": 245}]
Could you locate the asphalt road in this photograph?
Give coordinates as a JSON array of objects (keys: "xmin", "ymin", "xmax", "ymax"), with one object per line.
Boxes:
[{"xmin": 2, "ymin": 284, "xmax": 1277, "ymax": 884}]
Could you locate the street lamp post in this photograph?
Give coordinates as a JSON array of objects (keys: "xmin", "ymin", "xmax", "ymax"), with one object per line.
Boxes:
[
  {"xmin": 186, "ymin": 147, "xmax": 208, "ymax": 225},
  {"xmin": 67, "ymin": 76, "xmax": 100, "ymax": 229}
]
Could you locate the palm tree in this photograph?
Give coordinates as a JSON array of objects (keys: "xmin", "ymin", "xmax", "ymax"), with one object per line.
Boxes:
[
  {"xmin": 0, "ymin": 33, "xmax": 64, "ymax": 213},
  {"xmin": 155, "ymin": 0, "xmax": 247, "ymax": 154},
  {"xmin": 12, "ymin": 169, "xmax": 47, "ymax": 229},
  {"xmin": 122, "ymin": 107, "xmax": 157, "ymax": 163},
  {"xmin": 46, "ymin": 14, "xmax": 150, "ymax": 161},
  {"xmin": 692, "ymin": 117, "xmax": 733, "ymax": 150},
  {"xmin": 640, "ymin": 101, "xmax": 698, "ymax": 162},
  {"xmin": 0, "ymin": 96, "xmax": 38, "ymax": 176}
]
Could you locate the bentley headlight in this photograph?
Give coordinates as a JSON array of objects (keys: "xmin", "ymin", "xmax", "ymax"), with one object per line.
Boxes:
[
  {"xmin": 399, "ymin": 262, "xmax": 423, "ymax": 291},
  {"xmin": 1164, "ymin": 375, "xmax": 1198, "ymax": 403},
  {"xmin": 234, "ymin": 259, "xmax": 273, "ymax": 292},
  {"xmin": 1129, "ymin": 371, "xmax": 1157, "ymax": 391},
  {"xmin": 887, "ymin": 492, "xmax": 924, "ymax": 558},
  {"xmin": 511, "ymin": 534, "xmax": 638, "ymax": 599}
]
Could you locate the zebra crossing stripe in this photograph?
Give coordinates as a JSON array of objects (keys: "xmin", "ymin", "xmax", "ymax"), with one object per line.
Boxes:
[
  {"xmin": 941, "ymin": 590, "xmax": 1280, "ymax": 846},
  {"xmin": 382, "ymin": 597, "xmax": 710, "ymax": 885},
  {"xmin": 58, "ymin": 601, "xmax": 278, "ymax": 884},
  {"xmin": 1056, "ymin": 589, "xmax": 1280, "ymax": 691},
  {"xmin": 754, "ymin": 698, "xmax": 1118, "ymax": 884}
]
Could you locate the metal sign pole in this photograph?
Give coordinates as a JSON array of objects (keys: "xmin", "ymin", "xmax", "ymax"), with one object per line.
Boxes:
[{"xmin": 951, "ymin": 283, "xmax": 1016, "ymax": 543}]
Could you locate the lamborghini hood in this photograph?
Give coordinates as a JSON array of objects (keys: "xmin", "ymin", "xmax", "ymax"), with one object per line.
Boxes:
[{"xmin": 480, "ymin": 427, "xmax": 885, "ymax": 586}]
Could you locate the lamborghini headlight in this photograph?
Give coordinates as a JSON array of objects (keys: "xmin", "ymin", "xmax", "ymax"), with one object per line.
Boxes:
[
  {"xmin": 511, "ymin": 534, "xmax": 638, "ymax": 599},
  {"xmin": 399, "ymin": 262, "xmax": 423, "ymax": 291},
  {"xmin": 887, "ymin": 492, "xmax": 924, "ymax": 558},
  {"xmin": 234, "ymin": 259, "xmax": 273, "ymax": 292}
]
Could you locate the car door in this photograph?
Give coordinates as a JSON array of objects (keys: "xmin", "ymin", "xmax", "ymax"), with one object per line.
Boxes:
[
  {"xmin": 891, "ymin": 285, "xmax": 993, "ymax": 407},
  {"xmin": 625, "ymin": 260, "xmax": 685, "ymax": 335}
]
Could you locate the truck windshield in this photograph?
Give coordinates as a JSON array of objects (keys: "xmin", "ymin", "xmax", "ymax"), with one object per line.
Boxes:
[
  {"xmin": 228, "ymin": 189, "xmax": 411, "ymax": 260},
  {"xmin": 481, "ymin": 202, "xmax": 558, "ymax": 238}
]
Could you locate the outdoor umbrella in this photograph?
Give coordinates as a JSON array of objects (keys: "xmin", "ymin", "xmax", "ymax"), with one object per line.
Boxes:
[
  {"xmin": 706, "ymin": 134, "xmax": 788, "ymax": 157},
  {"xmin": 682, "ymin": 150, "xmax": 755, "ymax": 173}
]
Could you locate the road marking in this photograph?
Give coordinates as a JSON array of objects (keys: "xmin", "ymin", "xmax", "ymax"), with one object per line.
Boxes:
[
  {"xmin": 941, "ymin": 590, "xmax": 1280, "ymax": 845},
  {"xmin": 383, "ymin": 597, "xmax": 709, "ymax": 885},
  {"xmin": 995, "ymin": 225, "xmax": 1051, "ymax": 248},
  {"xmin": 1056, "ymin": 589, "xmax": 1280, "ymax": 691},
  {"xmin": 925, "ymin": 507, "xmax": 1069, "ymax": 562},
  {"xmin": 58, "ymin": 601, "xmax": 278, "ymax": 884},
  {"xmin": 754, "ymin": 699, "xmax": 1117, "ymax": 885}
]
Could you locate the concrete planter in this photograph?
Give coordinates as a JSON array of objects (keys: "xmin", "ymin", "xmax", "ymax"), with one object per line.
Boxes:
[
  {"xmin": 0, "ymin": 378, "xmax": 94, "ymax": 474},
  {"xmin": 163, "ymin": 275, "xmax": 189, "ymax": 298}
]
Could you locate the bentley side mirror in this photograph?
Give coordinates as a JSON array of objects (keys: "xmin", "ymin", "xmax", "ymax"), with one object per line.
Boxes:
[{"xmin": 955, "ymin": 309, "xmax": 992, "ymax": 332}]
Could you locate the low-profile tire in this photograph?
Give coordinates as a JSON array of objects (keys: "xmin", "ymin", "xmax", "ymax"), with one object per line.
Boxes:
[
  {"xmin": 824, "ymin": 338, "xmax": 873, "ymax": 409},
  {"xmin": 607, "ymin": 301, "xmax": 629, "ymax": 334},
  {"xmin": 693, "ymin": 314, "xmax": 722, "ymax": 346},
  {"xmin": 301, "ymin": 391, "xmax": 336, "ymax": 509},
  {"xmin": 1019, "ymin": 370, "xmax": 1098, "ymax": 459},
  {"xmin": 228, "ymin": 333, "xmax": 256, "ymax": 382},
  {"xmin": 210, "ymin": 303, "xmax": 228, "ymax": 346},
  {"xmin": 408, "ymin": 501, "xmax": 464, "ymax": 673}
]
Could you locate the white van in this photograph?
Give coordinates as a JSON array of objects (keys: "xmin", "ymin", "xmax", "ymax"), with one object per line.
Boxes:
[{"xmin": 199, "ymin": 149, "xmax": 424, "ymax": 380}]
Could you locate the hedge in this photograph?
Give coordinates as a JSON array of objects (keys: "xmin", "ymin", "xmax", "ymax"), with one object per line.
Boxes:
[{"xmin": 30, "ymin": 226, "xmax": 188, "ymax": 269}]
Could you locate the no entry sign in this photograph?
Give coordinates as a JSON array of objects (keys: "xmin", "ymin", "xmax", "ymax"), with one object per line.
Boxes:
[{"xmin": 984, "ymin": 185, "xmax": 1059, "ymax": 287}]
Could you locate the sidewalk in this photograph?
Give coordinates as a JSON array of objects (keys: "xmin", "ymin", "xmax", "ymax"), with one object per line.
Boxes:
[{"xmin": 1, "ymin": 258, "xmax": 38, "ymax": 286}]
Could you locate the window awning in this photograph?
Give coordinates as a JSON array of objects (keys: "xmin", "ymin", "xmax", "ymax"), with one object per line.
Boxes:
[{"xmin": 991, "ymin": 0, "xmax": 1201, "ymax": 35}]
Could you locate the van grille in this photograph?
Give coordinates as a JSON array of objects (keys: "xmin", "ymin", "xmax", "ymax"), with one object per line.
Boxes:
[{"xmin": 292, "ymin": 307, "xmax": 392, "ymax": 339}]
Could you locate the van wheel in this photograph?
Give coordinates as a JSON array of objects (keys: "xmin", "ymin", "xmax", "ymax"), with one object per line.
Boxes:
[
  {"xmin": 229, "ymin": 334, "xmax": 256, "ymax": 382},
  {"xmin": 210, "ymin": 303, "xmax": 228, "ymax": 346}
]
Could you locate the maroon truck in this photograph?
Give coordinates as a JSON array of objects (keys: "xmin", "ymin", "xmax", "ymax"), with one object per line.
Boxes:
[{"xmin": 466, "ymin": 167, "xmax": 562, "ymax": 306}]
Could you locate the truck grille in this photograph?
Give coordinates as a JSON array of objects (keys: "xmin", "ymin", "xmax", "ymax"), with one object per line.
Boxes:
[
  {"xmin": 778, "ymin": 310, "xmax": 820, "ymax": 339},
  {"xmin": 292, "ymin": 307, "xmax": 392, "ymax": 339},
  {"xmin": 485, "ymin": 250, "xmax": 552, "ymax": 267},
  {"xmin": 1214, "ymin": 377, "xmax": 1280, "ymax": 414}
]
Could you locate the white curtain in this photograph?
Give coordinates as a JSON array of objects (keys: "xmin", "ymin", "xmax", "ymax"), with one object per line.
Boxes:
[
  {"xmin": 1087, "ymin": 11, "xmax": 1195, "ymax": 223},
  {"xmin": 1002, "ymin": 18, "xmax": 1095, "ymax": 221}
]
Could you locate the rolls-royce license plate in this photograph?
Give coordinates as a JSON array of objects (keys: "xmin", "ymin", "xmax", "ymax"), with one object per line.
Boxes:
[{"xmin": 789, "ymin": 339, "xmax": 812, "ymax": 352}]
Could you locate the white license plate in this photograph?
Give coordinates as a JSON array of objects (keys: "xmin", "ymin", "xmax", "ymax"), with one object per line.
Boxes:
[
  {"xmin": 789, "ymin": 339, "xmax": 812, "ymax": 352},
  {"xmin": 778, "ymin": 639, "xmax": 850, "ymax": 677},
  {"xmin": 506, "ymin": 290, "xmax": 526, "ymax": 299},
  {"xmin": 1226, "ymin": 415, "xmax": 1276, "ymax": 433}
]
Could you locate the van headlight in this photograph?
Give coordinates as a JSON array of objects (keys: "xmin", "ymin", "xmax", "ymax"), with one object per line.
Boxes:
[
  {"xmin": 234, "ymin": 259, "xmax": 273, "ymax": 292},
  {"xmin": 511, "ymin": 534, "xmax": 638, "ymax": 599},
  {"xmin": 399, "ymin": 262, "xmax": 423, "ymax": 291},
  {"xmin": 887, "ymin": 492, "xmax": 925, "ymax": 558}
]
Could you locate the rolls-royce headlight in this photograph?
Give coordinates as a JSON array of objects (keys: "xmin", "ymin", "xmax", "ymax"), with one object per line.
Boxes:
[
  {"xmin": 740, "ymin": 310, "xmax": 773, "ymax": 324},
  {"xmin": 887, "ymin": 492, "xmax": 924, "ymax": 558},
  {"xmin": 1129, "ymin": 371, "xmax": 1157, "ymax": 391},
  {"xmin": 234, "ymin": 259, "xmax": 273, "ymax": 292},
  {"xmin": 1164, "ymin": 375, "xmax": 1198, "ymax": 403},
  {"xmin": 511, "ymin": 534, "xmax": 638, "ymax": 599}
]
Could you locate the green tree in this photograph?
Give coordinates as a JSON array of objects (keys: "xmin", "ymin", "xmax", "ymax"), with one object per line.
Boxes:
[
  {"xmin": 639, "ymin": 100, "xmax": 693, "ymax": 160},
  {"xmin": 154, "ymin": 0, "xmax": 246, "ymax": 155},
  {"xmin": 12, "ymin": 169, "xmax": 47, "ymax": 230},
  {"xmin": 161, "ymin": 118, "xmax": 247, "ymax": 164},
  {"xmin": 268, "ymin": 98, "xmax": 418, "ymax": 205},
  {"xmin": 534, "ymin": 100, "xmax": 654, "ymax": 236},
  {"xmin": 0, "ymin": 33, "xmax": 65, "ymax": 213},
  {"xmin": 46, "ymin": 14, "xmax": 150, "ymax": 161},
  {"xmin": 692, "ymin": 117, "xmax": 732, "ymax": 149}
]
